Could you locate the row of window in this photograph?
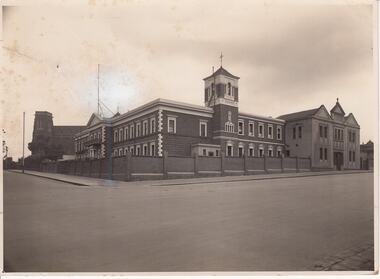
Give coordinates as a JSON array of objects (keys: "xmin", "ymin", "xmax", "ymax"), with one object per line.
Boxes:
[
  {"xmin": 334, "ymin": 128, "xmax": 344, "ymax": 141},
  {"xmin": 319, "ymin": 125, "xmax": 328, "ymax": 138},
  {"xmin": 237, "ymin": 120, "xmax": 282, "ymax": 140},
  {"xmin": 225, "ymin": 143, "xmax": 283, "ymax": 158},
  {"xmin": 348, "ymin": 130, "xmax": 356, "ymax": 143},
  {"xmin": 113, "ymin": 142, "xmax": 156, "ymax": 157},
  {"xmin": 206, "ymin": 82, "xmax": 235, "ymax": 100},
  {"xmin": 114, "ymin": 118, "xmax": 156, "ymax": 143},
  {"xmin": 292, "ymin": 126, "xmax": 303, "ymax": 139},
  {"xmin": 319, "ymin": 148, "xmax": 328, "ymax": 161}
]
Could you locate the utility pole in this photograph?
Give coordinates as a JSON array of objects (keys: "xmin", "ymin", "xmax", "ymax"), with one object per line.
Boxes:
[
  {"xmin": 97, "ymin": 64, "xmax": 100, "ymax": 116},
  {"xmin": 22, "ymin": 111, "xmax": 25, "ymax": 173}
]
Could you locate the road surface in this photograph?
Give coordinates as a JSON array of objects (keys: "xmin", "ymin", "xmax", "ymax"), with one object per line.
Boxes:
[{"xmin": 3, "ymin": 171, "xmax": 374, "ymax": 272}]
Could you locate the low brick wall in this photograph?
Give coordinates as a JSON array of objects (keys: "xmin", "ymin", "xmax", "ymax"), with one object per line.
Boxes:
[{"xmin": 41, "ymin": 153, "xmax": 311, "ymax": 182}]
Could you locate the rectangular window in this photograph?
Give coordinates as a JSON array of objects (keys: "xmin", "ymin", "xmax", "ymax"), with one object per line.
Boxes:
[
  {"xmin": 238, "ymin": 120, "xmax": 244, "ymax": 135},
  {"xmin": 268, "ymin": 147, "xmax": 273, "ymax": 157},
  {"xmin": 324, "ymin": 148, "xmax": 328, "ymax": 161},
  {"xmin": 259, "ymin": 148, "xmax": 264, "ymax": 157},
  {"xmin": 249, "ymin": 147, "xmax": 254, "ymax": 157},
  {"xmin": 320, "ymin": 148, "xmax": 323, "ymax": 160},
  {"xmin": 227, "ymin": 145, "xmax": 233, "ymax": 157},
  {"xmin": 298, "ymin": 126, "xmax": 302, "ymax": 139},
  {"xmin": 216, "ymin": 150, "xmax": 219, "ymax": 157},
  {"xmin": 136, "ymin": 123, "xmax": 141, "ymax": 137},
  {"xmin": 168, "ymin": 117, "xmax": 177, "ymax": 133},
  {"xmin": 119, "ymin": 128, "xmax": 123, "ymax": 142},
  {"xmin": 268, "ymin": 125, "xmax": 273, "ymax": 139},
  {"xmin": 150, "ymin": 118, "xmax": 156, "ymax": 133},
  {"xmin": 124, "ymin": 127, "xmax": 128, "ymax": 140},
  {"xmin": 114, "ymin": 130, "xmax": 118, "ymax": 143},
  {"xmin": 293, "ymin": 127, "xmax": 296, "ymax": 139},
  {"xmin": 349, "ymin": 150, "xmax": 352, "ymax": 162},
  {"xmin": 258, "ymin": 123, "xmax": 264, "ymax": 138},
  {"xmin": 136, "ymin": 145, "xmax": 140, "ymax": 156},
  {"xmin": 277, "ymin": 127, "xmax": 282, "ymax": 140},
  {"xmin": 238, "ymin": 147, "xmax": 243, "ymax": 157},
  {"xmin": 143, "ymin": 121, "xmax": 148, "ymax": 136},
  {"xmin": 143, "ymin": 144, "xmax": 148, "ymax": 156},
  {"xmin": 353, "ymin": 151, "xmax": 356, "ymax": 162},
  {"xmin": 203, "ymin": 149, "xmax": 207, "ymax": 156},
  {"xmin": 319, "ymin": 126, "xmax": 323, "ymax": 138},
  {"xmin": 324, "ymin": 126, "xmax": 328, "ymax": 138},
  {"xmin": 353, "ymin": 132, "xmax": 356, "ymax": 143},
  {"xmin": 249, "ymin": 122, "xmax": 254, "ymax": 136},
  {"xmin": 277, "ymin": 149, "xmax": 281, "ymax": 157},
  {"xmin": 150, "ymin": 142, "xmax": 155, "ymax": 156},
  {"xmin": 200, "ymin": 121, "xmax": 207, "ymax": 137},
  {"xmin": 130, "ymin": 125, "xmax": 135, "ymax": 138}
]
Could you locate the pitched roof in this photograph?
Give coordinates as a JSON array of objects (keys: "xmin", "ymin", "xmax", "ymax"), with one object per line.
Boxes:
[
  {"xmin": 330, "ymin": 101, "xmax": 345, "ymax": 115},
  {"xmin": 203, "ymin": 66, "xmax": 240, "ymax": 80},
  {"xmin": 277, "ymin": 107, "xmax": 319, "ymax": 121},
  {"xmin": 52, "ymin": 126, "xmax": 86, "ymax": 136}
]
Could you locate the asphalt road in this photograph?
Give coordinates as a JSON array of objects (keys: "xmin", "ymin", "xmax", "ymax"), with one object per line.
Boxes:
[{"xmin": 3, "ymin": 171, "xmax": 374, "ymax": 272}]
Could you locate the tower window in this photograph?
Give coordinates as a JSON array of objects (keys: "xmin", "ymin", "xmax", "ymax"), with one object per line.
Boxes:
[
  {"xmin": 200, "ymin": 121, "xmax": 207, "ymax": 137},
  {"xmin": 228, "ymin": 82, "xmax": 232, "ymax": 96}
]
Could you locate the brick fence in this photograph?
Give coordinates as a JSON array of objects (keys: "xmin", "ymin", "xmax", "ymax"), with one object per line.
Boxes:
[{"xmin": 41, "ymin": 152, "xmax": 311, "ymax": 181}]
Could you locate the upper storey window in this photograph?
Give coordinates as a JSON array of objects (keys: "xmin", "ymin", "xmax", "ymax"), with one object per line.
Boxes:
[
  {"xmin": 227, "ymin": 82, "xmax": 232, "ymax": 96},
  {"xmin": 168, "ymin": 116, "xmax": 177, "ymax": 133}
]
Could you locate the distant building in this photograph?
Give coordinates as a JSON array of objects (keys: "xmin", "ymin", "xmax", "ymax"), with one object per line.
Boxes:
[
  {"xmin": 360, "ymin": 140, "xmax": 374, "ymax": 170},
  {"xmin": 74, "ymin": 65, "xmax": 361, "ymax": 171},
  {"xmin": 278, "ymin": 100, "xmax": 360, "ymax": 170},
  {"xmin": 28, "ymin": 111, "xmax": 85, "ymax": 161}
]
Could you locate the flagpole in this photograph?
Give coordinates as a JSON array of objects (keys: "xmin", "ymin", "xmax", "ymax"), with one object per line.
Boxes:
[{"xmin": 22, "ymin": 111, "xmax": 25, "ymax": 173}]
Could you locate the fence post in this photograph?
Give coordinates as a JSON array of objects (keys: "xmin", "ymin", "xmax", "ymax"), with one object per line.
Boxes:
[
  {"xmin": 264, "ymin": 155, "xmax": 268, "ymax": 173},
  {"xmin": 193, "ymin": 153, "xmax": 199, "ymax": 177},
  {"xmin": 281, "ymin": 154, "xmax": 284, "ymax": 173},
  {"xmin": 309, "ymin": 156, "xmax": 312, "ymax": 171},
  {"xmin": 89, "ymin": 159, "xmax": 92, "ymax": 177},
  {"xmin": 125, "ymin": 152, "xmax": 132, "ymax": 181},
  {"xmin": 221, "ymin": 151, "xmax": 225, "ymax": 176},
  {"xmin": 243, "ymin": 153, "xmax": 248, "ymax": 175},
  {"xmin": 99, "ymin": 158, "xmax": 102, "ymax": 178},
  {"xmin": 163, "ymin": 151, "xmax": 168, "ymax": 179},
  {"xmin": 296, "ymin": 156, "xmax": 299, "ymax": 173}
]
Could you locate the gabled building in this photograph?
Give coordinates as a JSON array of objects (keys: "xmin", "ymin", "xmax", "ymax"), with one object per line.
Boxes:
[
  {"xmin": 74, "ymin": 66, "xmax": 285, "ymax": 160},
  {"xmin": 278, "ymin": 99, "xmax": 360, "ymax": 170},
  {"xmin": 74, "ymin": 66, "xmax": 360, "ymax": 171}
]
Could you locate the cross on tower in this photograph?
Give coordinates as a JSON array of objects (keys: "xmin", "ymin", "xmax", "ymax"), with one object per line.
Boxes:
[{"xmin": 220, "ymin": 52, "xmax": 223, "ymax": 67}]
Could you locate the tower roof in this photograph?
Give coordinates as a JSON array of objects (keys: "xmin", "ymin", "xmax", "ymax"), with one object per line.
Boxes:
[
  {"xmin": 203, "ymin": 66, "xmax": 240, "ymax": 80},
  {"xmin": 330, "ymin": 99, "xmax": 345, "ymax": 115}
]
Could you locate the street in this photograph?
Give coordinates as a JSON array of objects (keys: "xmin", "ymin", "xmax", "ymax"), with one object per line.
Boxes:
[{"xmin": 3, "ymin": 171, "xmax": 374, "ymax": 272}]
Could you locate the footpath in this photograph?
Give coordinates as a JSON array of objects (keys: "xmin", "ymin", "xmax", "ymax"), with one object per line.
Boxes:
[{"xmin": 8, "ymin": 169, "xmax": 372, "ymax": 187}]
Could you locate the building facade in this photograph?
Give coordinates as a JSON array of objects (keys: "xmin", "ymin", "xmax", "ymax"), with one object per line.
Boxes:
[
  {"xmin": 360, "ymin": 140, "xmax": 374, "ymax": 170},
  {"xmin": 278, "ymin": 100, "xmax": 360, "ymax": 170},
  {"xmin": 74, "ymin": 66, "xmax": 360, "ymax": 171}
]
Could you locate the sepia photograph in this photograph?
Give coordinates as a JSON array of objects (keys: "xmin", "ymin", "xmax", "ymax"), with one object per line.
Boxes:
[{"xmin": 0, "ymin": 0, "xmax": 378, "ymax": 275}]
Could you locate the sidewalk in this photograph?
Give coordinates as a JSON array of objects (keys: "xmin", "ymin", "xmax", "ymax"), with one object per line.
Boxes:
[{"xmin": 8, "ymin": 169, "xmax": 372, "ymax": 187}]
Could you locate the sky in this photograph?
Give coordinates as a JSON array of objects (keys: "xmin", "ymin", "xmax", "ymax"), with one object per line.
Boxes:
[{"xmin": 0, "ymin": 0, "xmax": 377, "ymax": 159}]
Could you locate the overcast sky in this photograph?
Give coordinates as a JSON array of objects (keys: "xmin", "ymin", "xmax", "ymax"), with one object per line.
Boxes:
[{"xmin": 1, "ymin": 0, "xmax": 377, "ymax": 159}]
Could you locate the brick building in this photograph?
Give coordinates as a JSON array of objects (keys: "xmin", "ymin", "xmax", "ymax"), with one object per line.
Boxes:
[
  {"xmin": 74, "ymin": 66, "xmax": 360, "ymax": 171},
  {"xmin": 28, "ymin": 111, "xmax": 85, "ymax": 160},
  {"xmin": 279, "ymin": 100, "xmax": 360, "ymax": 170}
]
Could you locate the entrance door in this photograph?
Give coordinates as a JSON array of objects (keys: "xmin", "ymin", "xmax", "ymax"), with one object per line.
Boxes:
[{"xmin": 333, "ymin": 152, "xmax": 343, "ymax": 170}]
